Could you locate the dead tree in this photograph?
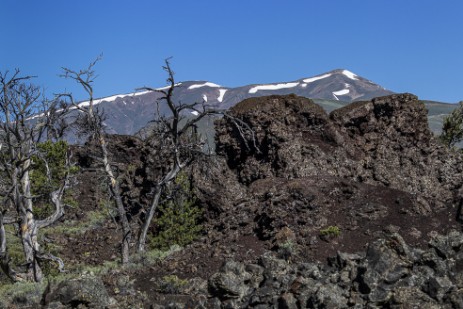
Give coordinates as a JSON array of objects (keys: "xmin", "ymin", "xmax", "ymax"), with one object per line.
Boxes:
[
  {"xmin": 0, "ymin": 70, "xmax": 69, "ymax": 282},
  {"xmin": 61, "ymin": 58, "xmax": 255, "ymax": 257},
  {"xmin": 136, "ymin": 59, "xmax": 251, "ymax": 252},
  {"xmin": 60, "ymin": 59, "xmax": 132, "ymax": 265}
]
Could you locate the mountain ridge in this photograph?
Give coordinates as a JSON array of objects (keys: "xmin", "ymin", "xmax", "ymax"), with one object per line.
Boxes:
[{"xmin": 60, "ymin": 69, "xmax": 457, "ymax": 139}]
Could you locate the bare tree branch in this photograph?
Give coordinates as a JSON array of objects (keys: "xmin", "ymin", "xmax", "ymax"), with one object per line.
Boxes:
[
  {"xmin": 0, "ymin": 69, "xmax": 71, "ymax": 282},
  {"xmin": 61, "ymin": 57, "xmax": 132, "ymax": 264}
]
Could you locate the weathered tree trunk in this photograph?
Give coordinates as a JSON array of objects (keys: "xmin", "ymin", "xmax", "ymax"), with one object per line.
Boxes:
[
  {"xmin": 20, "ymin": 214, "xmax": 42, "ymax": 282},
  {"xmin": 137, "ymin": 162, "xmax": 182, "ymax": 252},
  {"xmin": 100, "ymin": 136, "xmax": 132, "ymax": 264},
  {"xmin": 20, "ymin": 166, "xmax": 43, "ymax": 282},
  {"xmin": 137, "ymin": 185, "xmax": 162, "ymax": 252}
]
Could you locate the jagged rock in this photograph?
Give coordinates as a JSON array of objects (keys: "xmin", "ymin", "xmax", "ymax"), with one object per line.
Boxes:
[
  {"xmin": 42, "ymin": 276, "xmax": 111, "ymax": 308},
  {"xmin": 356, "ymin": 234, "xmax": 423, "ymax": 303},
  {"xmin": 182, "ymin": 277, "xmax": 208, "ymax": 295},
  {"xmin": 387, "ymin": 287, "xmax": 441, "ymax": 309},
  {"xmin": 429, "ymin": 229, "xmax": 463, "ymax": 259},
  {"xmin": 216, "ymin": 93, "xmax": 463, "ymax": 210},
  {"xmin": 278, "ymin": 292, "xmax": 298, "ymax": 309},
  {"xmin": 244, "ymin": 264, "xmax": 265, "ymax": 289},
  {"xmin": 209, "ymin": 93, "xmax": 463, "ymax": 264},
  {"xmin": 191, "ymin": 155, "xmax": 247, "ymax": 218},
  {"xmin": 308, "ymin": 283, "xmax": 350, "ymax": 309},
  {"xmin": 203, "ymin": 231, "xmax": 463, "ymax": 308},
  {"xmin": 424, "ymin": 276, "xmax": 454, "ymax": 302},
  {"xmin": 216, "ymin": 94, "xmax": 348, "ymax": 183},
  {"xmin": 446, "ymin": 289, "xmax": 463, "ymax": 308},
  {"xmin": 208, "ymin": 261, "xmax": 252, "ymax": 301}
]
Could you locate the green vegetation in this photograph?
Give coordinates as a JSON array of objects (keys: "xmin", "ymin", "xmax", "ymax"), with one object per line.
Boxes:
[
  {"xmin": 0, "ymin": 280, "xmax": 48, "ymax": 308},
  {"xmin": 159, "ymin": 275, "xmax": 188, "ymax": 294},
  {"xmin": 0, "ymin": 141, "xmax": 77, "ymax": 276},
  {"xmin": 70, "ymin": 245, "xmax": 182, "ymax": 277},
  {"xmin": 41, "ymin": 208, "xmax": 109, "ymax": 237},
  {"xmin": 30, "ymin": 140, "xmax": 79, "ymax": 219},
  {"xmin": 277, "ymin": 240, "xmax": 297, "ymax": 262},
  {"xmin": 440, "ymin": 101, "xmax": 463, "ymax": 148},
  {"xmin": 31, "ymin": 141, "xmax": 69, "ymax": 194},
  {"xmin": 320, "ymin": 225, "xmax": 341, "ymax": 238},
  {"xmin": 4, "ymin": 225, "xmax": 26, "ymax": 268},
  {"xmin": 149, "ymin": 172, "xmax": 203, "ymax": 250}
]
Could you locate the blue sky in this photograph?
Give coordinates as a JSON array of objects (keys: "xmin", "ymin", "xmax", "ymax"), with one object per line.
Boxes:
[{"xmin": 1, "ymin": 1, "xmax": 462, "ymax": 102}]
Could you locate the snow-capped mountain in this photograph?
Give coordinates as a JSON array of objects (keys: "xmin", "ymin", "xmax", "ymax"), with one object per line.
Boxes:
[
  {"xmin": 218, "ymin": 69, "xmax": 392, "ymax": 108},
  {"xmin": 71, "ymin": 69, "xmax": 393, "ymax": 136}
]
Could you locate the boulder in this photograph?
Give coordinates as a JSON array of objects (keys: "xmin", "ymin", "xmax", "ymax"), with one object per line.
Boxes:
[
  {"xmin": 42, "ymin": 276, "xmax": 111, "ymax": 308},
  {"xmin": 216, "ymin": 93, "xmax": 463, "ymax": 210}
]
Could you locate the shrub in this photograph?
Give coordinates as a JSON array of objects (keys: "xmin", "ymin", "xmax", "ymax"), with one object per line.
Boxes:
[
  {"xmin": 159, "ymin": 275, "xmax": 188, "ymax": 294},
  {"xmin": 30, "ymin": 140, "xmax": 78, "ymax": 219},
  {"xmin": 149, "ymin": 172, "xmax": 203, "ymax": 250},
  {"xmin": 31, "ymin": 141, "xmax": 69, "ymax": 193},
  {"xmin": 319, "ymin": 225, "xmax": 341, "ymax": 238},
  {"xmin": 440, "ymin": 101, "xmax": 463, "ymax": 148},
  {"xmin": 276, "ymin": 240, "xmax": 297, "ymax": 261}
]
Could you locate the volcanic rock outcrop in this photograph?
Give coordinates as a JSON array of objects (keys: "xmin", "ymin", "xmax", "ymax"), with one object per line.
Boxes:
[
  {"xmin": 216, "ymin": 93, "xmax": 462, "ymax": 208},
  {"xmin": 207, "ymin": 94, "xmax": 463, "ymax": 259}
]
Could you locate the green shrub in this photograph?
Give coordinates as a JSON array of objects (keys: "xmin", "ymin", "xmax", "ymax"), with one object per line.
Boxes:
[
  {"xmin": 40, "ymin": 241, "xmax": 64, "ymax": 277},
  {"xmin": 5, "ymin": 225, "xmax": 26, "ymax": 267},
  {"xmin": 149, "ymin": 173, "xmax": 203, "ymax": 250},
  {"xmin": 277, "ymin": 240, "xmax": 297, "ymax": 261},
  {"xmin": 31, "ymin": 140, "xmax": 69, "ymax": 193},
  {"xmin": 30, "ymin": 140, "xmax": 79, "ymax": 219},
  {"xmin": 319, "ymin": 225, "xmax": 341, "ymax": 238},
  {"xmin": 159, "ymin": 275, "xmax": 188, "ymax": 294},
  {"xmin": 440, "ymin": 101, "xmax": 463, "ymax": 148}
]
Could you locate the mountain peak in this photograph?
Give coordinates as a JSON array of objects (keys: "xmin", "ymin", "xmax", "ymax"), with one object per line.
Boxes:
[
  {"xmin": 300, "ymin": 69, "xmax": 360, "ymax": 84},
  {"xmin": 322, "ymin": 69, "xmax": 360, "ymax": 80}
]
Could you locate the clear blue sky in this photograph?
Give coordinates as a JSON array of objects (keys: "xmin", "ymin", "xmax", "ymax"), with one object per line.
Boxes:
[{"xmin": 1, "ymin": 1, "xmax": 462, "ymax": 103}]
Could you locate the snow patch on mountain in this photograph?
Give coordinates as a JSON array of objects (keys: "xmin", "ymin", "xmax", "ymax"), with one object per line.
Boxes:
[
  {"xmin": 218, "ymin": 89, "xmax": 227, "ymax": 102},
  {"xmin": 333, "ymin": 89, "xmax": 350, "ymax": 96},
  {"xmin": 156, "ymin": 83, "xmax": 183, "ymax": 91},
  {"xmin": 73, "ymin": 90, "xmax": 151, "ymax": 109},
  {"xmin": 202, "ymin": 94, "xmax": 208, "ymax": 102},
  {"xmin": 249, "ymin": 82, "xmax": 299, "ymax": 94},
  {"xmin": 303, "ymin": 73, "xmax": 332, "ymax": 83},
  {"xmin": 342, "ymin": 70, "xmax": 358, "ymax": 80},
  {"xmin": 332, "ymin": 88, "xmax": 350, "ymax": 101},
  {"xmin": 29, "ymin": 90, "xmax": 152, "ymax": 120},
  {"xmin": 188, "ymin": 82, "xmax": 221, "ymax": 90}
]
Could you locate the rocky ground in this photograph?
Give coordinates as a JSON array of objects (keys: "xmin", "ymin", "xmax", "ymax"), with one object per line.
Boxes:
[{"xmin": 2, "ymin": 93, "xmax": 462, "ymax": 308}]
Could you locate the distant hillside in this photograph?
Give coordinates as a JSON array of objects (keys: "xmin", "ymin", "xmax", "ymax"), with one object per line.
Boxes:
[
  {"xmin": 422, "ymin": 100, "xmax": 458, "ymax": 134},
  {"xmin": 49, "ymin": 69, "xmax": 458, "ymax": 141},
  {"xmin": 64, "ymin": 69, "xmax": 393, "ymax": 137}
]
